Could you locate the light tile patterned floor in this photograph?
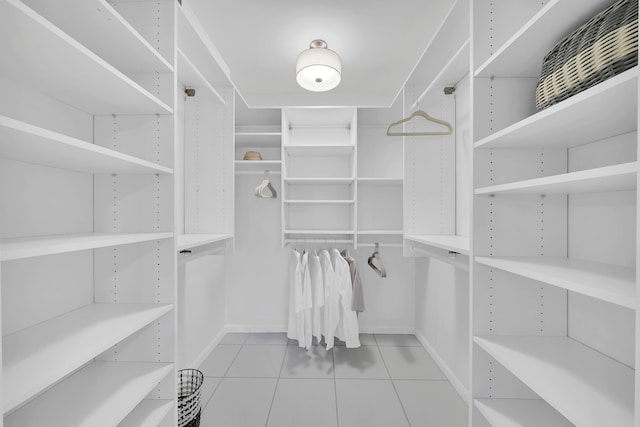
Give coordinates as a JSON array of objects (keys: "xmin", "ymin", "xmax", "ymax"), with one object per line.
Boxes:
[{"xmin": 198, "ymin": 333, "xmax": 467, "ymax": 427}]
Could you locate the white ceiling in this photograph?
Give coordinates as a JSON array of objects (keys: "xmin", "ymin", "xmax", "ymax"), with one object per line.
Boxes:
[{"xmin": 188, "ymin": 0, "xmax": 456, "ymax": 108}]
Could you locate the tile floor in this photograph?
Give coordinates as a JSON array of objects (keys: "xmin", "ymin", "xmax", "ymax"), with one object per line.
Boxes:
[{"xmin": 196, "ymin": 333, "xmax": 467, "ymax": 427}]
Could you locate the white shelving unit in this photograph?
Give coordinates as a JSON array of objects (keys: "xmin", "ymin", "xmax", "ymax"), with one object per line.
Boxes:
[
  {"xmin": 471, "ymin": 1, "xmax": 638, "ymax": 426},
  {"xmin": 176, "ymin": 234, "xmax": 233, "ymax": 252},
  {"xmin": 4, "ymin": 362, "xmax": 173, "ymax": 427},
  {"xmin": 119, "ymin": 400, "xmax": 175, "ymax": 427},
  {"xmin": 474, "ymin": 335, "xmax": 634, "ymax": 427},
  {"xmin": 405, "ymin": 234, "xmax": 470, "ymax": 255},
  {"xmin": 234, "ymin": 100, "xmax": 282, "ymax": 176}
]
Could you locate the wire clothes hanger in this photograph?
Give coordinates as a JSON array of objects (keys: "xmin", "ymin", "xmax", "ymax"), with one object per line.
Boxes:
[
  {"xmin": 367, "ymin": 242, "xmax": 387, "ymax": 278},
  {"xmin": 386, "ymin": 110, "xmax": 453, "ymax": 137},
  {"xmin": 254, "ymin": 171, "xmax": 277, "ymax": 198}
]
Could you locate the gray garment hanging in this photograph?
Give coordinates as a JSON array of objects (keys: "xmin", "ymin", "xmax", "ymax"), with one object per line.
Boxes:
[{"xmin": 341, "ymin": 250, "xmax": 365, "ymax": 313}]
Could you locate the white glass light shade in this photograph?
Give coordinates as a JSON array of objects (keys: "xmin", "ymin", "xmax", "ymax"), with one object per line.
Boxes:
[{"xmin": 296, "ymin": 40, "xmax": 341, "ymax": 92}]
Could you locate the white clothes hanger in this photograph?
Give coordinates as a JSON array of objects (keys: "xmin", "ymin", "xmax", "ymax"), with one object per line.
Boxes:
[
  {"xmin": 367, "ymin": 243, "xmax": 387, "ymax": 278},
  {"xmin": 386, "ymin": 109, "xmax": 453, "ymax": 137},
  {"xmin": 254, "ymin": 171, "xmax": 277, "ymax": 198}
]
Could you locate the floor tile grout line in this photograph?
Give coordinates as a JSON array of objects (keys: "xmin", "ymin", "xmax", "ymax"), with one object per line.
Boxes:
[
  {"xmin": 221, "ymin": 342, "xmax": 245, "ymax": 378},
  {"xmin": 201, "ymin": 376, "xmax": 224, "ymax": 410},
  {"xmin": 263, "ymin": 343, "xmax": 289, "ymax": 427},
  {"xmin": 377, "ymin": 343, "xmax": 413, "ymax": 427}
]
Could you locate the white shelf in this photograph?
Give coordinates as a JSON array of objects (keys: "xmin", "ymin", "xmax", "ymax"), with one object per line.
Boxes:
[
  {"xmin": 3, "ymin": 303, "xmax": 172, "ymax": 414},
  {"xmin": 474, "ymin": 68, "xmax": 638, "ymax": 149},
  {"xmin": 234, "ymin": 160, "xmax": 282, "ymax": 172},
  {"xmin": 413, "ymin": 39, "xmax": 470, "ymax": 108},
  {"xmin": 284, "ymin": 230, "xmax": 355, "ymax": 235},
  {"xmin": 284, "ymin": 177, "xmax": 355, "ymax": 185},
  {"xmin": 0, "ymin": 0, "xmax": 172, "ymax": 115},
  {"xmin": 358, "ymin": 230, "xmax": 403, "ymax": 235},
  {"xmin": 119, "ymin": 400, "xmax": 174, "ymax": 427},
  {"xmin": 405, "ymin": 234, "xmax": 470, "ymax": 255},
  {"xmin": 235, "ymin": 131, "xmax": 282, "ymax": 147},
  {"xmin": 475, "ymin": 256, "xmax": 635, "ymax": 309},
  {"xmin": 475, "ymin": 398, "xmax": 572, "ymax": 427},
  {"xmin": 0, "ymin": 115, "xmax": 173, "ymax": 174},
  {"xmin": 284, "ymin": 200, "xmax": 355, "ymax": 205},
  {"xmin": 284, "ymin": 145, "xmax": 354, "ymax": 156},
  {"xmin": 474, "ymin": 335, "xmax": 634, "ymax": 427},
  {"xmin": 5, "ymin": 361, "xmax": 173, "ymax": 427},
  {"xmin": 357, "ymin": 177, "xmax": 403, "ymax": 185},
  {"xmin": 475, "ymin": 0, "xmax": 610, "ymax": 77},
  {"xmin": 474, "ymin": 162, "xmax": 637, "ymax": 195},
  {"xmin": 176, "ymin": 233, "xmax": 233, "ymax": 251},
  {"xmin": 177, "ymin": 48, "xmax": 225, "ymax": 104},
  {"xmin": 1, "ymin": 232, "xmax": 173, "ymax": 261},
  {"xmin": 21, "ymin": 0, "xmax": 173, "ymax": 74}
]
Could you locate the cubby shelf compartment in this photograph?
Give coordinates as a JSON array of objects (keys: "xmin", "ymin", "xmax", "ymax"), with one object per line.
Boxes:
[
  {"xmin": 20, "ymin": 0, "xmax": 173, "ymax": 74},
  {"xmin": 178, "ymin": 48, "xmax": 225, "ymax": 104},
  {"xmin": 4, "ymin": 361, "xmax": 173, "ymax": 427},
  {"xmin": 474, "ymin": 335, "xmax": 634, "ymax": 427},
  {"xmin": 176, "ymin": 233, "xmax": 233, "ymax": 251},
  {"xmin": 474, "ymin": 162, "xmax": 637, "ymax": 195},
  {"xmin": 412, "ymin": 39, "xmax": 470, "ymax": 108},
  {"xmin": 234, "ymin": 160, "xmax": 282, "ymax": 172},
  {"xmin": 475, "ymin": 398, "xmax": 572, "ymax": 427},
  {"xmin": 475, "ymin": 0, "xmax": 610, "ymax": 78},
  {"xmin": 358, "ymin": 230, "xmax": 403, "ymax": 235},
  {"xmin": 0, "ymin": 0, "xmax": 172, "ymax": 115},
  {"xmin": 475, "ymin": 256, "xmax": 635, "ymax": 309},
  {"xmin": 284, "ymin": 145, "xmax": 354, "ymax": 156},
  {"xmin": 284, "ymin": 178, "xmax": 355, "ymax": 184},
  {"xmin": 405, "ymin": 234, "xmax": 470, "ymax": 255},
  {"xmin": 3, "ymin": 303, "xmax": 172, "ymax": 414},
  {"xmin": 474, "ymin": 68, "xmax": 638, "ymax": 149},
  {"xmin": 1, "ymin": 232, "xmax": 173, "ymax": 261},
  {"xmin": 119, "ymin": 400, "xmax": 174, "ymax": 427},
  {"xmin": 284, "ymin": 230, "xmax": 355, "ymax": 235},
  {"xmin": 0, "ymin": 115, "xmax": 173, "ymax": 175},
  {"xmin": 235, "ymin": 132, "xmax": 282, "ymax": 146}
]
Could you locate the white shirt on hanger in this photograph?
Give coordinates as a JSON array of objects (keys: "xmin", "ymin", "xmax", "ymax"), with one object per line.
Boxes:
[
  {"xmin": 308, "ymin": 250, "xmax": 324, "ymax": 343},
  {"xmin": 331, "ymin": 248, "xmax": 360, "ymax": 348},
  {"xmin": 320, "ymin": 249, "xmax": 340, "ymax": 350},
  {"xmin": 287, "ymin": 249, "xmax": 312, "ymax": 348}
]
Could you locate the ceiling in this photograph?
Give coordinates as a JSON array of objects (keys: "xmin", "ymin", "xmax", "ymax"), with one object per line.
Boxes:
[{"xmin": 188, "ymin": 0, "xmax": 456, "ymax": 108}]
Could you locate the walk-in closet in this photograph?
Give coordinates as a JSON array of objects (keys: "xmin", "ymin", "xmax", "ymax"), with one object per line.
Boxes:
[{"xmin": 0, "ymin": 0, "xmax": 637, "ymax": 425}]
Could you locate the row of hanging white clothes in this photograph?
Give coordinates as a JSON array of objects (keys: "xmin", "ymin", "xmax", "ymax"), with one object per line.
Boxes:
[{"xmin": 287, "ymin": 247, "xmax": 364, "ymax": 350}]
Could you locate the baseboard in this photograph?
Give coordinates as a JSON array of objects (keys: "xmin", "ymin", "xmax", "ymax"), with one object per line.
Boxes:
[
  {"xmin": 224, "ymin": 324, "xmax": 287, "ymax": 333},
  {"xmin": 359, "ymin": 326, "xmax": 415, "ymax": 334},
  {"xmin": 414, "ymin": 330, "xmax": 471, "ymax": 406},
  {"xmin": 189, "ymin": 326, "xmax": 231, "ymax": 369}
]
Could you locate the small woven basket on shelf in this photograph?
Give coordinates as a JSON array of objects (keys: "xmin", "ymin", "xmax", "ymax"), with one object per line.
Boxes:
[
  {"xmin": 535, "ymin": 0, "xmax": 638, "ymax": 111},
  {"xmin": 178, "ymin": 369, "xmax": 204, "ymax": 427}
]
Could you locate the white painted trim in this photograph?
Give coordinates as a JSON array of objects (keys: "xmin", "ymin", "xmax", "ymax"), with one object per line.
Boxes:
[
  {"xmin": 414, "ymin": 330, "xmax": 471, "ymax": 406},
  {"xmin": 224, "ymin": 324, "xmax": 287, "ymax": 333}
]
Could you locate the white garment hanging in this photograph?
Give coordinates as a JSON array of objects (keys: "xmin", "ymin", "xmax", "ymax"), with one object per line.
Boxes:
[
  {"xmin": 287, "ymin": 249, "xmax": 312, "ymax": 348},
  {"xmin": 320, "ymin": 249, "xmax": 340, "ymax": 350},
  {"xmin": 308, "ymin": 250, "xmax": 324, "ymax": 343},
  {"xmin": 301, "ymin": 251, "xmax": 313, "ymax": 349},
  {"xmin": 331, "ymin": 249, "xmax": 360, "ymax": 348}
]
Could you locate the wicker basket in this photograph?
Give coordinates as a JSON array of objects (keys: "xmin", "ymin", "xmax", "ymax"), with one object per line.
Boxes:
[
  {"xmin": 535, "ymin": 0, "xmax": 638, "ymax": 111},
  {"xmin": 178, "ymin": 369, "xmax": 204, "ymax": 427}
]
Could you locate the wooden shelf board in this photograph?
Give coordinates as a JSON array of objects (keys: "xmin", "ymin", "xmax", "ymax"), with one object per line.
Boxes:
[
  {"xmin": 475, "ymin": 256, "xmax": 635, "ymax": 309},
  {"xmin": 357, "ymin": 177, "xmax": 403, "ymax": 184},
  {"xmin": 176, "ymin": 234, "xmax": 233, "ymax": 251},
  {"xmin": 235, "ymin": 131, "xmax": 282, "ymax": 137},
  {"xmin": 474, "ymin": 162, "xmax": 637, "ymax": 195},
  {"xmin": 1, "ymin": 232, "xmax": 173, "ymax": 261},
  {"xmin": 234, "ymin": 160, "xmax": 282, "ymax": 172},
  {"xmin": 358, "ymin": 230, "xmax": 403, "ymax": 235},
  {"xmin": 177, "ymin": 48, "xmax": 225, "ymax": 104},
  {"xmin": 0, "ymin": 0, "xmax": 172, "ymax": 115},
  {"xmin": 413, "ymin": 39, "xmax": 470, "ymax": 107},
  {"xmin": 284, "ymin": 145, "xmax": 354, "ymax": 156},
  {"xmin": 405, "ymin": 234, "xmax": 470, "ymax": 255},
  {"xmin": 0, "ymin": 115, "xmax": 172, "ymax": 174},
  {"xmin": 119, "ymin": 400, "xmax": 174, "ymax": 427},
  {"xmin": 284, "ymin": 230, "xmax": 355, "ymax": 235},
  {"xmin": 475, "ymin": 398, "xmax": 572, "ymax": 427},
  {"xmin": 21, "ymin": 0, "xmax": 173, "ymax": 74},
  {"xmin": 3, "ymin": 303, "xmax": 172, "ymax": 414},
  {"xmin": 474, "ymin": 335, "xmax": 634, "ymax": 427},
  {"xmin": 475, "ymin": 0, "xmax": 611, "ymax": 78},
  {"xmin": 5, "ymin": 361, "xmax": 173, "ymax": 426},
  {"xmin": 475, "ymin": 68, "xmax": 638, "ymax": 149}
]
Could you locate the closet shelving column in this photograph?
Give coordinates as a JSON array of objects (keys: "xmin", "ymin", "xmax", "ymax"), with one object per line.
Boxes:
[
  {"xmin": 471, "ymin": 0, "xmax": 637, "ymax": 426},
  {"xmin": 281, "ymin": 108, "xmax": 357, "ymax": 247},
  {"xmin": 402, "ymin": 0, "xmax": 471, "ymax": 261},
  {"xmin": 176, "ymin": 2, "xmax": 234, "ymax": 259},
  {"xmin": 356, "ymin": 102, "xmax": 404, "ymax": 249},
  {"xmin": 0, "ymin": 0, "xmax": 176, "ymax": 425}
]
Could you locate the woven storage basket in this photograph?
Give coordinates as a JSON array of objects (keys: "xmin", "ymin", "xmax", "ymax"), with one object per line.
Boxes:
[
  {"xmin": 178, "ymin": 369, "xmax": 204, "ymax": 427},
  {"xmin": 535, "ymin": 0, "xmax": 638, "ymax": 111}
]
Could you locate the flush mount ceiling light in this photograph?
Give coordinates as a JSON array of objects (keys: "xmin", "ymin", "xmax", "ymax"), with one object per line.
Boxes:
[{"xmin": 296, "ymin": 39, "xmax": 342, "ymax": 92}]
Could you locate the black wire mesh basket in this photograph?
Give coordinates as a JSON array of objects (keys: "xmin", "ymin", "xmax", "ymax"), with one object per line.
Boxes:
[
  {"xmin": 535, "ymin": 0, "xmax": 638, "ymax": 111},
  {"xmin": 178, "ymin": 369, "xmax": 204, "ymax": 427}
]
